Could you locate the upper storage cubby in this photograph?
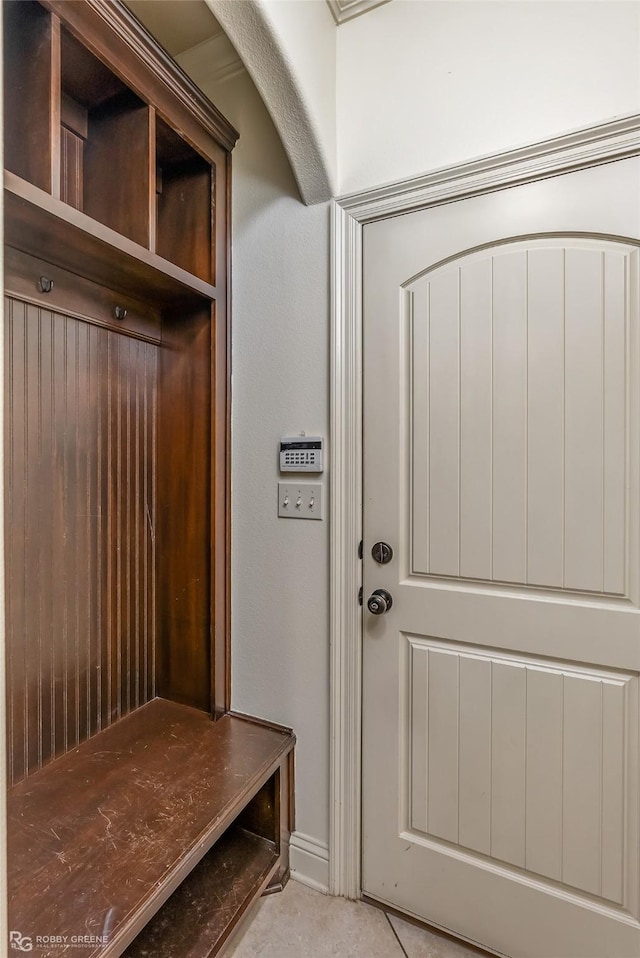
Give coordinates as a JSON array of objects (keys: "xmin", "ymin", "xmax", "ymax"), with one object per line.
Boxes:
[
  {"xmin": 61, "ymin": 28, "xmax": 152, "ymax": 247},
  {"xmin": 4, "ymin": 0, "xmax": 56, "ymax": 192},
  {"xmin": 2, "ymin": 0, "xmax": 233, "ymax": 289},
  {"xmin": 156, "ymin": 118, "xmax": 213, "ymax": 283}
]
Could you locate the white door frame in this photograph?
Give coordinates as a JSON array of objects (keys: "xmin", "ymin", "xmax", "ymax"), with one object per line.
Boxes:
[{"xmin": 328, "ymin": 113, "xmax": 640, "ymax": 899}]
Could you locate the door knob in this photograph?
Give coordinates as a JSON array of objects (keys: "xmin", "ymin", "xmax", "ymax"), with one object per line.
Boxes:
[{"xmin": 367, "ymin": 589, "xmax": 393, "ymax": 615}]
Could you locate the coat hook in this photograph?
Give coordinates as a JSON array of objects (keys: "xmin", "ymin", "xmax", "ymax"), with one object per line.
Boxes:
[
  {"xmin": 114, "ymin": 307, "xmax": 128, "ymax": 320},
  {"xmin": 38, "ymin": 276, "xmax": 54, "ymax": 293}
]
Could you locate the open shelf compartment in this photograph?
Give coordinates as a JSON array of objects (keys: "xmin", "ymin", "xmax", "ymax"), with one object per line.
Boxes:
[
  {"xmin": 123, "ymin": 825, "xmax": 278, "ymax": 957},
  {"xmin": 3, "ymin": 0, "xmax": 57, "ymax": 193},
  {"xmin": 156, "ymin": 117, "xmax": 213, "ymax": 284},
  {"xmin": 4, "ymin": 0, "xmax": 220, "ymax": 285},
  {"xmin": 60, "ymin": 26, "xmax": 152, "ymax": 247}
]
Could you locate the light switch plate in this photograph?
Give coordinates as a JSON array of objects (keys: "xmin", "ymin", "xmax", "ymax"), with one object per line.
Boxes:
[{"xmin": 278, "ymin": 482, "xmax": 323, "ymax": 520}]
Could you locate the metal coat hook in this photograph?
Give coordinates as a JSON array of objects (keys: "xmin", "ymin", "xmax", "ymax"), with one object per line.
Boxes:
[
  {"xmin": 114, "ymin": 307, "xmax": 128, "ymax": 320},
  {"xmin": 38, "ymin": 276, "xmax": 54, "ymax": 293}
]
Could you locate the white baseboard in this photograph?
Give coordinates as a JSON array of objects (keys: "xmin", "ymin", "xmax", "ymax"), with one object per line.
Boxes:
[{"xmin": 290, "ymin": 831, "xmax": 330, "ymax": 894}]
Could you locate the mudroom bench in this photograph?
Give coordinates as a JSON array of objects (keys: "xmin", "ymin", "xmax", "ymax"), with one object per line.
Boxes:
[
  {"xmin": 8, "ymin": 700, "xmax": 295, "ymax": 957},
  {"xmin": 4, "ymin": 2, "xmax": 295, "ymax": 954}
]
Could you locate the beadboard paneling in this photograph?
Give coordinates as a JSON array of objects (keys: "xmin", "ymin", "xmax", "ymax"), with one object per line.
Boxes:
[{"xmin": 5, "ymin": 296, "xmax": 158, "ymax": 785}]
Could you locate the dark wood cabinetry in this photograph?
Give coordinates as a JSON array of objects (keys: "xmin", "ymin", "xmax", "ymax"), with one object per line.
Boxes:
[{"xmin": 3, "ymin": 2, "xmax": 294, "ymax": 954}]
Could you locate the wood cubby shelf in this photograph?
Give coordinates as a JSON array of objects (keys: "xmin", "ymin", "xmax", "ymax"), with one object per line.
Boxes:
[
  {"xmin": 60, "ymin": 26, "xmax": 152, "ymax": 246},
  {"xmin": 5, "ymin": 172, "xmax": 218, "ymax": 306},
  {"xmin": 122, "ymin": 827, "xmax": 280, "ymax": 958},
  {"xmin": 4, "ymin": 2, "xmax": 291, "ymax": 956},
  {"xmin": 3, "ymin": 0, "xmax": 56, "ymax": 193},
  {"xmin": 3, "ymin": 0, "xmax": 228, "ymax": 287},
  {"xmin": 156, "ymin": 117, "xmax": 213, "ymax": 283}
]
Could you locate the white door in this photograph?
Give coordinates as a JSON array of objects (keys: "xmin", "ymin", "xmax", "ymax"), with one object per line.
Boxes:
[{"xmin": 362, "ymin": 158, "xmax": 640, "ymax": 958}]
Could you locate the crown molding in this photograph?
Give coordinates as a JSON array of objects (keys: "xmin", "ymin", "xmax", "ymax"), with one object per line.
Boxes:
[
  {"xmin": 176, "ymin": 32, "xmax": 245, "ymax": 89},
  {"xmin": 339, "ymin": 112, "xmax": 640, "ymax": 222},
  {"xmin": 326, "ymin": 0, "xmax": 390, "ymax": 25}
]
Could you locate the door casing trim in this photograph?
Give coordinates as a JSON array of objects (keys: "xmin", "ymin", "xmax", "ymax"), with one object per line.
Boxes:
[{"xmin": 329, "ymin": 112, "xmax": 640, "ymax": 898}]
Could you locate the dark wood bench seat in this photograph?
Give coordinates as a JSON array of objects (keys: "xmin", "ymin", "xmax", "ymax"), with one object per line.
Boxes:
[{"xmin": 8, "ymin": 698, "xmax": 295, "ymax": 958}]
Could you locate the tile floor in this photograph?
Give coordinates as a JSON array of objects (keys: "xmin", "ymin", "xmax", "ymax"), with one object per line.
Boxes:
[{"xmin": 224, "ymin": 879, "xmax": 487, "ymax": 958}]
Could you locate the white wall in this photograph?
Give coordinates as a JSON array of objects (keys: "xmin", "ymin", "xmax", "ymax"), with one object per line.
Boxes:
[
  {"xmin": 179, "ymin": 62, "xmax": 332, "ymax": 886},
  {"xmin": 205, "ymin": 1, "xmax": 640, "ymax": 198},
  {"xmin": 337, "ymin": 0, "xmax": 640, "ymax": 194}
]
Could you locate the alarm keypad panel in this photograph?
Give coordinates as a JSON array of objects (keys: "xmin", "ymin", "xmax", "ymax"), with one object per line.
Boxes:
[{"xmin": 279, "ymin": 437, "xmax": 323, "ymax": 473}]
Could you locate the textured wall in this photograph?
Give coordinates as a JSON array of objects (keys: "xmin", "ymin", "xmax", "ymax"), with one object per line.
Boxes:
[{"xmin": 209, "ymin": 0, "xmax": 337, "ymax": 202}]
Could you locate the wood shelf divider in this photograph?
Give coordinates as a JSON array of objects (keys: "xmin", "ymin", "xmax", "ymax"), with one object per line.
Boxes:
[{"xmin": 5, "ymin": 171, "xmax": 217, "ymax": 306}]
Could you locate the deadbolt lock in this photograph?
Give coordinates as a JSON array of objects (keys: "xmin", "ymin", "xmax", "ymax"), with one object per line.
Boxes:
[{"xmin": 371, "ymin": 541, "xmax": 393, "ymax": 564}]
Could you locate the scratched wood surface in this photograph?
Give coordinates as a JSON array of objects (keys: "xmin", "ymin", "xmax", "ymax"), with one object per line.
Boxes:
[
  {"xmin": 123, "ymin": 828, "xmax": 278, "ymax": 958},
  {"xmin": 8, "ymin": 699, "xmax": 295, "ymax": 957}
]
